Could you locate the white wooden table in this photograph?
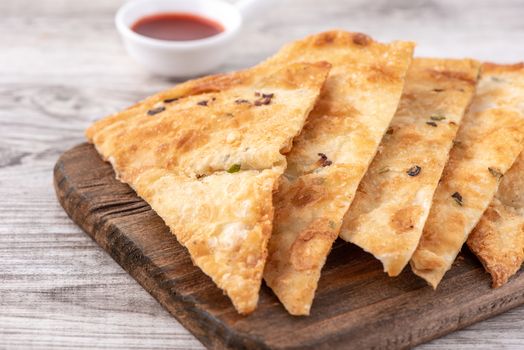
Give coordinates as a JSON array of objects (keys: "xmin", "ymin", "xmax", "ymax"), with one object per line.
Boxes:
[{"xmin": 1, "ymin": 0, "xmax": 523, "ymax": 348}]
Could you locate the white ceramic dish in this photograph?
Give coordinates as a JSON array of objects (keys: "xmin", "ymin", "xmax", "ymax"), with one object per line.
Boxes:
[{"xmin": 115, "ymin": 0, "xmax": 261, "ymax": 77}]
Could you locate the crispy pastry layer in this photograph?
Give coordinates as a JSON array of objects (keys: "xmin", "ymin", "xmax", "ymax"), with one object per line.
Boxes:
[
  {"xmin": 468, "ymin": 150, "xmax": 524, "ymax": 288},
  {"xmin": 263, "ymin": 30, "xmax": 414, "ymax": 315},
  {"xmin": 340, "ymin": 58, "xmax": 480, "ymax": 276},
  {"xmin": 86, "ymin": 61, "xmax": 331, "ymax": 314},
  {"xmin": 411, "ymin": 63, "xmax": 524, "ymax": 288}
]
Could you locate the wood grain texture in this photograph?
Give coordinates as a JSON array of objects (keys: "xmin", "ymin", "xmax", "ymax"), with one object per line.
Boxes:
[
  {"xmin": 53, "ymin": 143, "xmax": 524, "ymax": 350},
  {"xmin": 1, "ymin": 0, "xmax": 524, "ymax": 349}
]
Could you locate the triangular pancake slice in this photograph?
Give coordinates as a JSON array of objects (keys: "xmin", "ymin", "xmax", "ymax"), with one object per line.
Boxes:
[
  {"xmin": 86, "ymin": 61, "xmax": 331, "ymax": 314},
  {"xmin": 411, "ymin": 63, "xmax": 524, "ymax": 288},
  {"xmin": 340, "ymin": 58, "xmax": 480, "ymax": 276},
  {"xmin": 468, "ymin": 150, "xmax": 524, "ymax": 288},
  {"xmin": 263, "ymin": 31, "xmax": 415, "ymax": 315}
]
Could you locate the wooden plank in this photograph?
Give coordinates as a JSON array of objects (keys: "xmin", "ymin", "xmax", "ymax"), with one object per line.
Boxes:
[{"xmin": 53, "ymin": 143, "xmax": 524, "ymax": 350}]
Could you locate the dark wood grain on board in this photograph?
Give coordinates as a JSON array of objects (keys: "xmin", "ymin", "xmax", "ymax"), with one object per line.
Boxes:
[{"xmin": 53, "ymin": 143, "xmax": 524, "ymax": 350}]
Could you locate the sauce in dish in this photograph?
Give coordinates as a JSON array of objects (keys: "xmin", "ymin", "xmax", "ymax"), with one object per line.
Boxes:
[{"xmin": 131, "ymin": 12, "xmax": 224, "ymax": 41}]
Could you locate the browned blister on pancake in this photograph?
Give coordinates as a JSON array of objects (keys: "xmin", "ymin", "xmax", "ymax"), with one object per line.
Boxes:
[
  {"xmin": 411, "ymin": 63, "xmax": 524, "ymax": 288},
  {"xmin": 86, "ymin": 61, "xmax": 331, "ymax": 314},
  {"xmin": 468, "ymin": 151, "xmax": 524, "ymax": 288},
  {"xmin": 340, "ymin": 58, "xmax": 480, "ymax": 276},
  {"xmin": 262, "ymin": 30, "xmax": 415, "ymax": 315}
]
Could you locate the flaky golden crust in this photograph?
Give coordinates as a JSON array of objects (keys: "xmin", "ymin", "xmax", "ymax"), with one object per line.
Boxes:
[
  {"xmin": 340, "ymin": 58, "xmax": 480, "ymax": 276},
  {"xmin": 262, "ymin": 30, "xmax": 415, "ymax": 315},
  {"xmin": 87, "ymin": 62, "xmax": 331, "ymax": 181},
  {"xmin": 86, "ymin": 61, "xmax": 331, "ymax": 314},
  {"xmin": 411, "ymin": 63, "xmax": 524, "ymax": 288},
  {"xmin": 468, "ymin": 151, "xmax": 524, "ymax": 288}
]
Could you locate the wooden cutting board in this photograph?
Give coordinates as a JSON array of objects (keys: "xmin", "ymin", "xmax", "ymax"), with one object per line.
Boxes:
[{"xmin": 54, "ymin": 143, "xmax": 524, "ymax": 350}]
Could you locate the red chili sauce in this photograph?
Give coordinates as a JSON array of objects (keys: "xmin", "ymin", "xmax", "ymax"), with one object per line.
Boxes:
[{"xmin": 131, "ymin": 12, "xmax": 224, "ymax": 41}]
